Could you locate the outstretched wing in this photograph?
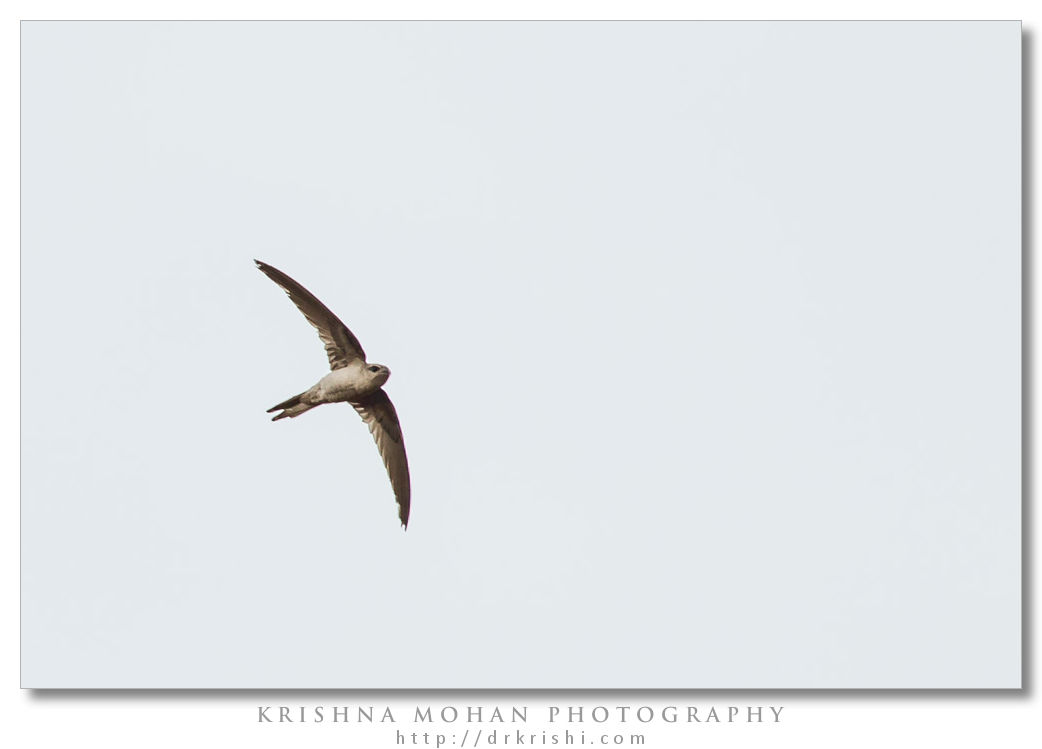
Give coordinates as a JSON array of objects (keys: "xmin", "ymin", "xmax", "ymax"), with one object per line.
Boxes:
[
  {"xmin": 255, "ymin": 259, "xmax": 366, "ymax": 370},
  {"xmin": 351, "ymin": 389, "xmax": 411, "ymax": 528}
]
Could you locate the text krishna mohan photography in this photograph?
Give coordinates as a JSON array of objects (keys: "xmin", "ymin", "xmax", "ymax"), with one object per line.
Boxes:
[{"xmin": 20, "ymin": 20, "xmax": 1020, "ymax": 688}]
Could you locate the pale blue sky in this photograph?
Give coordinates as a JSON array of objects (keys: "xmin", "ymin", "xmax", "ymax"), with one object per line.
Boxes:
[{"xmin": 21, "ymin": 21, "xmax": 1020, "ymax": 687}]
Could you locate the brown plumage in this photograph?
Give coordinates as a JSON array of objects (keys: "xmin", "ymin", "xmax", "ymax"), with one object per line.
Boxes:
[{"xmin": 256, "ymin": 260, "xmax": 411, "ymax": 528}]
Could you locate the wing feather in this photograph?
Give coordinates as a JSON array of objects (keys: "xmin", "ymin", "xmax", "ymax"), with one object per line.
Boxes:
[
  {"xmin": 255, "ymin": 259, "xmax": 366, "ymax": 370},
  {"xmin": 351, "ymin": 390, "xmax": 411, "ymax": 528}
]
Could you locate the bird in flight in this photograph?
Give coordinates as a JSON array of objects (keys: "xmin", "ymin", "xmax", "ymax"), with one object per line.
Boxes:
[{"xmin": 255, "ymin": 260, "xmax": 411, "ymax": 528}]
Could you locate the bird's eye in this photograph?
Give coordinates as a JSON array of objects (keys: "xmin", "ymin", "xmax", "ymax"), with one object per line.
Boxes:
[{"xmin": 368, "ymin": 366, "xmax": 380, "ymax": 373}]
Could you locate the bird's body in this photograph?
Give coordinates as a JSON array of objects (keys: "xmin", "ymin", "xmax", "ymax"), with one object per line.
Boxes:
[
  {"xmin": 319, "ymin": 362, "xmax": 389, "ymax": 402},
  {"xmin": 255, "ymin": 260, "xmax": 411, "ymax": 528},
  {"xmin": 273, "ymin": 362, "xmax": 389, "ymax": 419}
]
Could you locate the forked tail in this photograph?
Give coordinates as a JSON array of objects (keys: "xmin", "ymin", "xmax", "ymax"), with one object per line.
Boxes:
[{"xmin": 267, "ymin": 392, "xmax": 315, "ymax": 421}]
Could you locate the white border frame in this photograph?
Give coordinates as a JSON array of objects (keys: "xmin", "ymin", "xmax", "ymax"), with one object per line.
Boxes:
[{"xmin": 4, "ymin": 2, "xmax": 1034, "ymax": 747}]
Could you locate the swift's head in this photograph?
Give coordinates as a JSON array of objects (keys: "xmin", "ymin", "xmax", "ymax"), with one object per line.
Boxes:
[{"xmin": 364, "ymin": 363, "xmax": 391, "ymax": 387}]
